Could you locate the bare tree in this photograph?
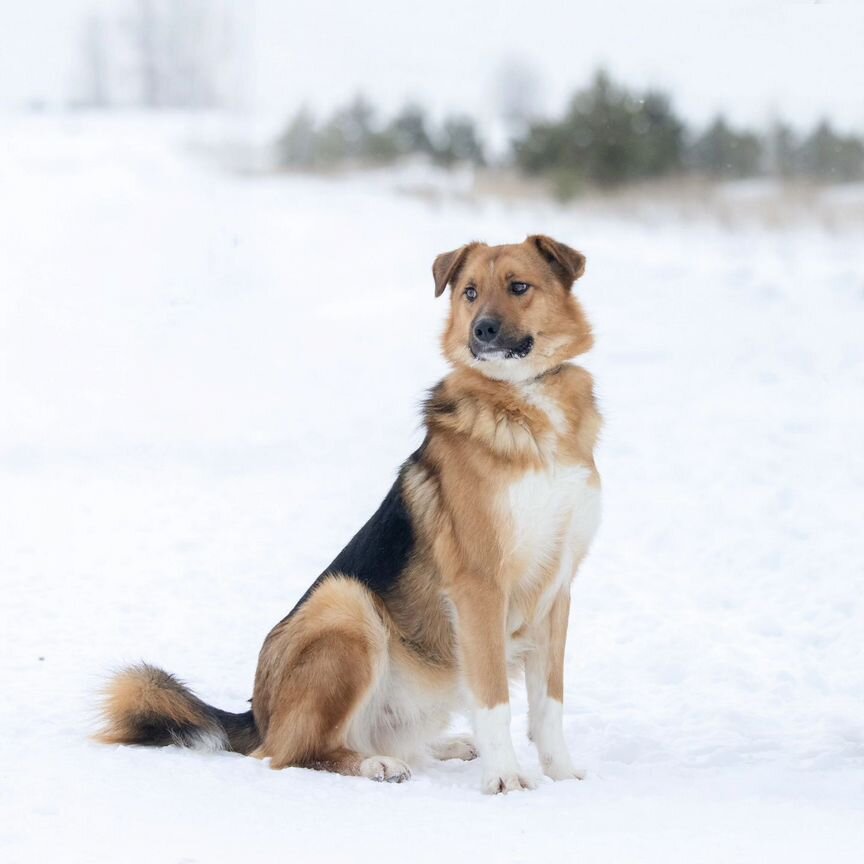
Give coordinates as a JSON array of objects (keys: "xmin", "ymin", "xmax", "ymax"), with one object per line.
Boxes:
[
  {"xmin": 493, "ymin": 59, "xmax": 543, "ymax": 137},
  {"xmin": 128, "ymin": 0, "xmax": 224, "ymax": 109},
  {"xmin": 78, "ymin": 13, "xmax": 110, "ymax": 107},
  {"xmin": 133, "ymin": 0, "xmax": 161, "ymax": 107}
]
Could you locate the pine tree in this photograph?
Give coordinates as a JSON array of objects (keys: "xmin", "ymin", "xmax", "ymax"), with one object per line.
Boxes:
[
  {"xmin": 276, "ymin": 108, "xmax": 318, "ymax": 168},
  {"xmin": 513, "ymin": 70, "xmax": 685, "ymax": 191},
  {"xmin": 387, "ymin": 104, "xmax": 434, "ymax": 158},
  {"xmin": 433, "ymin": 116, "xmax": 485, "ymax": 167},
  {"xmin": 688, "ymin": 116, "xmax": 762, "ymax": 178},
  {"xmin": 798, "ymin": 120, "xmax": 864, "ymax": 182}
]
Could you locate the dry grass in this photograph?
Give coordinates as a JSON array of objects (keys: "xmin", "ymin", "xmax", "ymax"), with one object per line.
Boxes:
[{"xmin": 471, "ymin": 171, "xmax": 864, "ymax": 231}]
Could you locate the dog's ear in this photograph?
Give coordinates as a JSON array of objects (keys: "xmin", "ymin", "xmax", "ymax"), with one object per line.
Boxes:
[
  {"xmin": 528, "ymin": 235, "xmax": 586, "ymax": 290},
  {"xmin": 432, "ymin": 243, "xmax": 478, "ymax": 297}
]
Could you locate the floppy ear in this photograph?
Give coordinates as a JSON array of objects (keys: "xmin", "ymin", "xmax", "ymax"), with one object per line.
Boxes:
[
  {"xmin": 432, "ymin": 243, "xmax": 478, "ymax": 297},
  {"xmin": 528, "ymin": 235, "xmax": 586, "ymax": 289}
]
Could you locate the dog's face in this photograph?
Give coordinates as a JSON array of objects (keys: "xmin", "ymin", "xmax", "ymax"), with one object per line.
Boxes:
[{"xmin": 434, "ymin": 235, "xmax": 593, "ymax": 382}]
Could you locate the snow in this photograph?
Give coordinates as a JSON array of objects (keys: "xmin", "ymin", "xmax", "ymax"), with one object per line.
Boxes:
[{"xmin": 1, "ymin": 114, "xmax": 863, "ymax": 863}]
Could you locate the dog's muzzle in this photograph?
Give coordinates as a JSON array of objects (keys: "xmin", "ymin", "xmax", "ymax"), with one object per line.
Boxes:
[{"xmin": 470, "ymin": 317, "xmax": 534, "ymax": 360}]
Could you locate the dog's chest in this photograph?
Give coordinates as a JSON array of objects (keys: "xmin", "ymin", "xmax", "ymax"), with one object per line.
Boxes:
[{"xmin": 504, "ymin": 462, "xmax": 600, "ymax": 571}]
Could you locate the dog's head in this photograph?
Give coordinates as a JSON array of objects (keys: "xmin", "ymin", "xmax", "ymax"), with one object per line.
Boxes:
[{"xmin": 434, "ymin": 235, "xmax": 593, "ymax": 381}]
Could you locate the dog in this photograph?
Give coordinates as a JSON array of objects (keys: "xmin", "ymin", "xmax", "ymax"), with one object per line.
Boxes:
[{"xmin": 98, "ymin": 234, "xmax": 602, "ymax": 794}]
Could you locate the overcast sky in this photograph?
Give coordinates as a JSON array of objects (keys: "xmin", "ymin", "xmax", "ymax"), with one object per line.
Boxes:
[{"xmin": 1, "ymin": 0, "xmax": 862, "ymax": 131}]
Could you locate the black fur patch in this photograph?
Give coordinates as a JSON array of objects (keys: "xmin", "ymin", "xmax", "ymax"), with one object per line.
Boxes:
[
  {"xmin": 285, "ymin": 466, "xmax": 417, "ymax": 618},
  {"xmin": 423, "ymin": 380, "xmax": 457, "ymax": 417},
  {"xmin": 211, "ymin": 708, "xmax": 258, "ymax": 754},
  {"xmin": 327, "ymin": 475, "xmax": 415, "ymax": 596}
]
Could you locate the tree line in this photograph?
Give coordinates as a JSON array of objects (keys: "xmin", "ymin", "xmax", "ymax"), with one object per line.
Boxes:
[
  {"xmin": 276, "ymin": 71, "xmax": 864, "ymax": 195},
  {"xmin": 73, "ymin": 0, "xmax": 232, "ymax": 110},
  {"xmin": 277, "ymin": 100, "xmax": 484, "ymax": 170}
]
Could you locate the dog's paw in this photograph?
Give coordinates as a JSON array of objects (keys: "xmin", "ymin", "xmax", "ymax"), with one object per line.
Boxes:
[
  {"xmin": 539, "ymin": 748, "xmax": 585, "ymax": 781},
  {"xmin": 542, "ymin": 761, "xmax": 586, "ymax": 782},
  {"xmin": 431, "ymin": 735, "xmax": 479, "ymax": 762},
  {"xmin": 359, "ymin": 755, "xmax": 412, "ymax": 783},
  {"xmin": 481, "ymin": 770, "xmax": 536, "ymax": 794}
]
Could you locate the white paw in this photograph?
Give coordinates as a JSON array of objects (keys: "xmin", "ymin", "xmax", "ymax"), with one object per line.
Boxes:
[
  {"xmin": 431, "ymin": 735, "xmax": 479, "ymax": 762},
  {"xmin": 481, "ymin": 770, "xmax": 536, "ymax": 794},
  {"xmin": 359, "ymin": 755, "xmax": 412, "ymax": 783},
  {"xmin": 540, "ymin": 753, "xmax": 585, "ymax": 781}
]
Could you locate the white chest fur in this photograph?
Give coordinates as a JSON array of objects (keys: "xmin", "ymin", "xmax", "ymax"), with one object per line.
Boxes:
[{"xmin": 502, "ymin": 462, "xmax": 602, "ymax": 619}]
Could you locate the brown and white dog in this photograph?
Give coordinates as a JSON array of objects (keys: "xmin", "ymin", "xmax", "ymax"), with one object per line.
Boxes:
[{"xmin": 98, "ymin": 235, "xmax": 602, "ymax": 794}]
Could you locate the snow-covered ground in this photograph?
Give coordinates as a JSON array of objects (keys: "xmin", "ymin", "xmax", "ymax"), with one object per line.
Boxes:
[{"xmin": 1, "ymin": 115, "xmax": 863, "ymax": 863}]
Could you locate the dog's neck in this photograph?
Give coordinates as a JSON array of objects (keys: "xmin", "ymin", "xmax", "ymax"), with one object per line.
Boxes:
[
  {"xmin": 424, "ymin": 364, "xmax": 588, "ymax": 467},
  {"xmin": 529, "ymin": 363, "xmax": 564, "ymax": 383}
]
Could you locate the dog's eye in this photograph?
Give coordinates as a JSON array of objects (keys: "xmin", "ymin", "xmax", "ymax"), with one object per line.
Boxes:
[
  {"xmin": 465, "ymin": 286, "xmax": 478, "ymax": 302},
  {"xmin": 510, "ymin": 281, "xmax": 530, "ymax": 296}
]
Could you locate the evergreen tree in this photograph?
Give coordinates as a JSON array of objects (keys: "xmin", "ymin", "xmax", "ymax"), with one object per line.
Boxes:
[
  {"xmin": 433, "ymin": 116, "xmax": 485, "ymax": 167},
  {"xmin": 276, "ymin": 108, "xmax": 318, "ymax": 168},
  {"xmin": 386, "ymin": 104, "xmax": 434, "ymax": 158},
  {"xmin": 636, "ymin": 91, "xmax": 685, "ymax": 177},
  {"xmin": 688, "ymin": 116, "xmax": 762, "ymax": 178},
  {"xmin": 798, "ymin": 120, "xmax": 864, "ymax": 182},
  {"xmin": 513, "ymin": 70, "xmax": 684, "ymax": 190},
  {"xmin": 316, "ymin": 95, "xmax": 376, "ymax": 164},
  {"xmin": 766, "ymin": 122, "xmax": 800, "ymax": 178},
  {"xmin": 270, "ymin": 75, "xmax": 864, "ymax": 186}
]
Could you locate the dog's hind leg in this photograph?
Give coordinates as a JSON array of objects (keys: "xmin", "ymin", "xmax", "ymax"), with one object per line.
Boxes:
[
  {"xmin": 251, "ymin": 575, "xmax": 411, "ymax": 782},
  {"xmin": 311, "ymin": 747, "xmax": 411, "ymax": 782}
]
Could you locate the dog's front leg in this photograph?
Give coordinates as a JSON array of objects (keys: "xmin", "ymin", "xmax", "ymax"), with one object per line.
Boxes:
[
  {"xmin": 525, "ymin": 589, "xmax": 584, "ymax": 781},
  {"xmin": 451, "ymin": 579, "xmax": 535, "ymax": 794}
]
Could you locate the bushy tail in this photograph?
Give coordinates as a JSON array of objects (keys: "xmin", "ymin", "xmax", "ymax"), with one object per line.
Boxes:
[{"xmin": 96, "ymin": 663, "xmax": 260, "ymax": 755}]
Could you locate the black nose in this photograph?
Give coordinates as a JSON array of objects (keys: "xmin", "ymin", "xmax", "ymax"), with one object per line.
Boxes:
[{"xmin": 473, "ymin": 317, "xmax": 501, "ymax": 343}]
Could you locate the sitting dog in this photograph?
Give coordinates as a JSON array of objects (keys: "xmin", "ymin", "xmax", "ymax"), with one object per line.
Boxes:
[{"xmin": 98, "ymin": 235, "xmax": 602, "ymax": 794}]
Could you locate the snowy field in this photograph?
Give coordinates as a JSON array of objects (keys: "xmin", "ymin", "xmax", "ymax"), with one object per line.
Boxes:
[{"xmin": 1, "ymin": 115, "xmax": 863, "ymax": 863}]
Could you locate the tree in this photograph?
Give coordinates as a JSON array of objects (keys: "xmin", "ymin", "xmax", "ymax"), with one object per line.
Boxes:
[
  {"xmin": 513, "ymin": 70, "xmax": 684, "ymax": 190},
  {"xmin": 313, "ymin": 96, "xmax": 373, "ymax": 164},
  {"xmin": 766, "ymin": 122, "xmax": 800, "ymax": 178},
  {"xmin": 798, "ymin": 120, "xmax": 864, "ymax": 182},
  {"xmin": 433, "ymin": 116, "xmax": 485, "ymax": 167},
  {"xmin": 133, "ymin": 0, "xmax": 160, "ymax": 107},
  {"xmin": 127, "ymin": 0, "xmax": 222, "ymax": 108},
  {"xmin": 635, "ymin": 91, "xmax": 685, "ymax": 177},
  {"xmin": 276, "ymin": 108, "xmax": 318, "ymax": 168},
  {"xmin": 78, "ymin": 13, "xmax": 110, "ymax": 108},
  {"xmin": 687, "ymin": 116, "xmax": 762, "ymax": 178},
  {"xmin": 386, "ymin": 104, "xmax": 434, "ymax": 158},
  {"xmin": 494, "ymin": 59, "xmax": 543, "ymax": 137}
]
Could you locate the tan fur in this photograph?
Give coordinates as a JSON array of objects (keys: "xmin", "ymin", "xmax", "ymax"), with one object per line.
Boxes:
[
  {"xmin": 96, "ymin": 665, "xmax": 212, "ymax": 745},
  {"xmin": 98, "ymin": 235, "xmax": 602, "ymax": 792},
  {"xmin": 440, "ymin": 238, "xmax": 594, "ymax": 383},
  {"xmin": 251, "ymin": 576, "xmax": 388, "ymax": 769}
]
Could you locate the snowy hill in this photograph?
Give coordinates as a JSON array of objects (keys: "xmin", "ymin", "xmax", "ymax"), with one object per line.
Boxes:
[{"xmin": 1, "ymin": 115, "xmax": 862, "ymax": 863}]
